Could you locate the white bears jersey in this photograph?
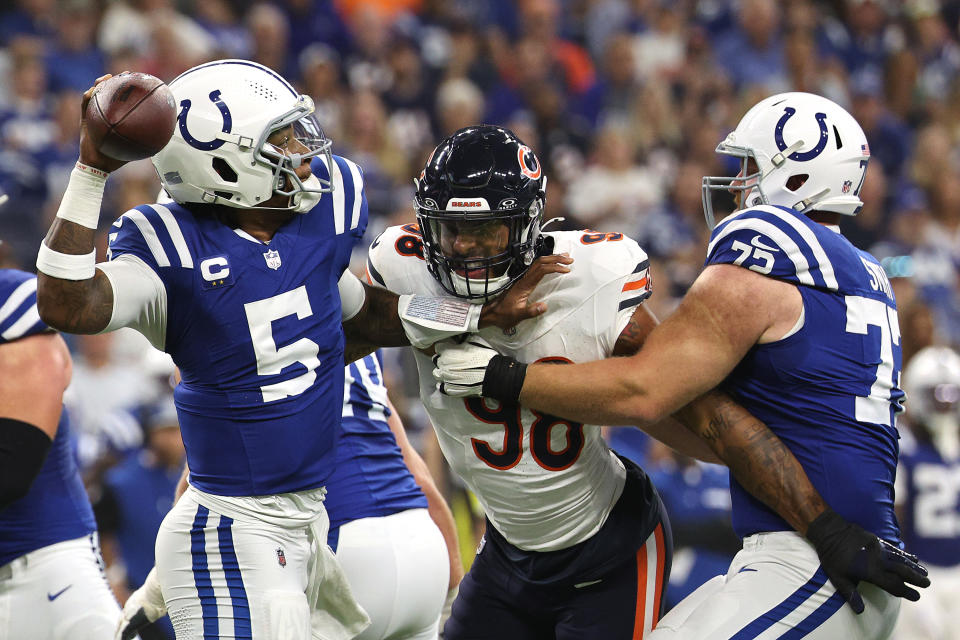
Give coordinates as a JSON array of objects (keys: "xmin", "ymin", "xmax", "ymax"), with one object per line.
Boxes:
[{"xmin": 367, "ymin": 226, "xmax": 653, "ymax": 551}]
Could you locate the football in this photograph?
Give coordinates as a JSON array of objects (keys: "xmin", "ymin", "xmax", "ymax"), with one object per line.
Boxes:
[{"xmin": 84, "ymin": 72, "xmax": 177, "ymax": 162}]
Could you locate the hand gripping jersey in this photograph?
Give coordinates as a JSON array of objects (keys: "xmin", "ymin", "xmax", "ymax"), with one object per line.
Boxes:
[
  {"xmin": 106, "ymin": 155, "xmax": 367, "ymax": 496},
  {"xmin": 323, "ymin": 352, "xmax": 428, "ymax": 550},
  {"xmin": 367, "ymin": 226, "xmax": 656, "ymax": 552},
  {"xmin": 896, "ymin": 441, "xmax": 960, "ymax": 567},
  {"xmin": 0, "ymin": 270, "xmax": 96, "ymax": 566},
  {"xmin": 706, "ymin": 204, "xmax": 903, "ymax": 543}
]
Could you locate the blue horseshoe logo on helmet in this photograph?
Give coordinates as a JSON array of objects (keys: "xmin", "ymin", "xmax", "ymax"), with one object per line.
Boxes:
[
  {"xmin": 177, "ymin": 90, "xmax": 233, "ymax": 151},
  {"xmin": 774, "ymin": 107, "xmax": 829, "ymax": 162}
]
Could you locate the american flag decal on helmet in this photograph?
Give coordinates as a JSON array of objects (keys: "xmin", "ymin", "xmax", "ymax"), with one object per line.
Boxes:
[{"xmin": 861, "ymin": 143, "xmax": 870, "ymax": 156}]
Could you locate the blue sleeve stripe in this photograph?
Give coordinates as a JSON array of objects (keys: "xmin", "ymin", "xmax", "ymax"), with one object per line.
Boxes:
[
  {"xmin": 149, "ymin": 204, "xmax": 194, "ymax": 269},
  {"xmin": 342, "ymin": 158, "xmax": 364, "ymax": 231},
  {"xmin": 708, "ymin": 217, "xmax": 817, "ymax": 286},
  {"xmin": 755, "ymin": 206, "xmax": 838, "ymax": 290},
  {"xmin": 0, "ymin": 277, "xmax": 36, "ymax": 327},
  {"xmin": 633, "ymin": 259, "xmax": 650, "ymax": 274},
  {"xmin": 124, "ymin": 209, "xmax": 172, "ymax": 267}
]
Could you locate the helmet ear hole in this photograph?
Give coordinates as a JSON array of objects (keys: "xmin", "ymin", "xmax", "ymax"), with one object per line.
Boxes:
[
  {"xmin": 786, "ymin": 174, "xmax": 809, "ymax": 192},
  {"xmin": 212, "ymin": 157, "xmax": 239, "ymax": 183}
]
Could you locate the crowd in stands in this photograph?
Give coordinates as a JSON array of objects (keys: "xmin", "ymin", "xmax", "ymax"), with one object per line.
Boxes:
[{"xmin": 1, "ymin": 0, "xmax": 958, "ymax": 635}]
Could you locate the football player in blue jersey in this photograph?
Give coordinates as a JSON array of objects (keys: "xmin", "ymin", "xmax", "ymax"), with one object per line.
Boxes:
[
  {"xmin": 119, "ymin": 354, "xmax": 462, "ymax": 640},
  {"xmin": 325, "ymin": 353, "xmax": 461, "ymax": 640},
  {"xmin": 894, "ymin": 345, "xmax": 960, "ymax": 640},
  {"xmin": 34, "ymin": 60, "xmax": 554, "ymax": 640},
  {"xmin": 434, "ymin": 92, "xmax": 931, "ymax": 638},
  {"xmin": 0, "ymin": 266, "xmax": 122, "ymax": 639}
]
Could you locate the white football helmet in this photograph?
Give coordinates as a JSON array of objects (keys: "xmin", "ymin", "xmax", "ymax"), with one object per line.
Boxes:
[
  {"xmin": 903, "ymin": 346, "xmax": 960, "ymax": 458},
  {"xmin": 152, "ymin": 59, "xmax": 333, "ymax": 213},
  {"xmin": 702, "ymin": 92, "xmax": 871, "ymax": 228}
]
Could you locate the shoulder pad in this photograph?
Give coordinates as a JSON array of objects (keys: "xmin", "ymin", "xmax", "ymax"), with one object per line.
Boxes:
[
  {"xmin": 108, "ymin": 204, "xmax": 195, "ymax": 271},
  {"xmin": 365, "ymin": 224, "xmax": 425, "ymax": 292},
  {"xmin": 705, "ymin": 205, "xmax": 840, "ymax": 291},
  {"xmin": 0, "ymin": 269, "xmax": 46, "ymax": 343}
]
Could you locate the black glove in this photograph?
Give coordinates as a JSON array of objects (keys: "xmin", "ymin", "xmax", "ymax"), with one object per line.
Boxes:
[{"xmin": 806, "ymin": 508, "xmax": 930, "ymax": 614}]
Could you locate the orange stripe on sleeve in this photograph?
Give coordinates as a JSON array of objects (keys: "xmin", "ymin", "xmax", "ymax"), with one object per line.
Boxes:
[
  {"xmin": 622, "ymin": 277, "xmax": 649, "ymax": 293},
  {"xmin": 365, "ymin": 267, "xmax": 373, "ymax": 284},
  {"xmin": 633, "ymin": 544, "xmax": 648, "ymax": 639},
  {"xmin": 652, "ymin": 524, "xmax": 666, "ymax": 628}
]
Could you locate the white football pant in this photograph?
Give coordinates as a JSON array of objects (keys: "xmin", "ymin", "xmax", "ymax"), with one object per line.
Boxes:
[
  {"xmin": 649, "ymin": 531, "xmax": 899, "ymax": 640},
  {"xmin": 336, "ymin": 508, "xmax": 449, "ymax": 640},
  {"xmin": 156, "ymin": 485, "xmax": 368, "ymax": 640},
  {"xmin": 0, "ymin": 533, "xmax": 120, "ymax": 640}
]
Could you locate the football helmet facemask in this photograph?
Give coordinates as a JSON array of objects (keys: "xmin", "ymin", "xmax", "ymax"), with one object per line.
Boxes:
[
  {"xmin": 415, "ymin": 125, "xmax": 546, "ymax": 302},
  {"xmin": 702, "ymin": 92, "xmax": 871, "ymax": 228},
  {"xmin": 153, "ymin": 59, "xmax": 333, "ymax": 213}
]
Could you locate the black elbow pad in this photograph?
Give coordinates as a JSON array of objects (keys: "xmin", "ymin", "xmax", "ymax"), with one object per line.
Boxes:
[{"xmin": 0, "ymin": 418, "xmax": 53, "ymax": 510}]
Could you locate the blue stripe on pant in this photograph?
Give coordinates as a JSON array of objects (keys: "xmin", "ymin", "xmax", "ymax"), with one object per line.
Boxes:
[
  {"xmin": 729, "ymin": 568, "xmax": 846, "ymax": 639},
  {"xmin": 191, "ymin": 505, "xmax": 219, "ymax": 639},
  {"xmin": 218, "ymin": 515, "xmax": 252, "ymax": 639},
  {"xmin": 191, "ymin": 506, "xmax": 254, "ymax": 638}
]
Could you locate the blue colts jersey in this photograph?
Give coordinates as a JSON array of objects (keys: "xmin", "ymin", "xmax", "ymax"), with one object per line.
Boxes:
[
  {"xmin": 897, "ymin": 442, "xmax": 960, "ymax": 567},
  {"xmin": 706, "ymin": 205, "xmax": 903, "ymax": 543},
  {"xmin": 324, "ymin": 353, "xmax": 428, "ymax": 549},
  {"xmin": 107, "ymin": 155, "xmax": 368, "ymax": 497},
  {"xmin": 0, "ymin": 270, "xmax": 96, "ymax": 566}
]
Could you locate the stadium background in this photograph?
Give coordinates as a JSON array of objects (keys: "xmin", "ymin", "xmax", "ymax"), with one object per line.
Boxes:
[{"xmin": 0, "ymin": 0, "xmax": 957, "ymax": 637}]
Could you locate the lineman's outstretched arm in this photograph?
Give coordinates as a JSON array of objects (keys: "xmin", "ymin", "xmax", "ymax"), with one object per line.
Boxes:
[
  {"xmin": 436, "ymin": 264, "xmax": 931, "ymax": 610},
  {"xmin": 341, "ymin": 253, "xmax": 573, "ymax": 362}
]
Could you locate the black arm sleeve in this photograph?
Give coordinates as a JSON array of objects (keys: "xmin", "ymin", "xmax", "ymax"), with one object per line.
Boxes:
[{"xmin": 0, "ymin": 418, "xmax": 53, "ymax": 511}]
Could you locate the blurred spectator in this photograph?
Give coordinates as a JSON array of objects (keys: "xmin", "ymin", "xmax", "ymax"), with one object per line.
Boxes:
[
  {"xmin": 565, "ymin": 121, "xmax": 663, "ymax": 232},
  {"xmin": 435, "ymin": 76, "xmax": 484, "ymax": 137},
  {"xmin": 247, "ymin": 2, "xmax": 293, "ymax": 80},
  {"xmin": 894, "ymin": 345, "xmax": 960, "ymax": 640},
  {"xmin": 97, "ymin": 0, "xmax": 215, "ymax": 80},
  {"xmin": 711, "ymin": 0, "xmax": 788, "ymax": 91},
  {"xmin": 192, "ymin": 0, "xmax": 252, "ymax": 59},
  {"xmin": 95, "ymin": 395, "xmax": 184, "ymax": 640},
  {"xmin": 850, "ymin": 68, "xmax": 913, "ymax": 179},
  {"xmin": 43, "ymin": 0, "xmax": 105, "ymax": 92},
  {"xmin": 818, "ymin": 0, "xmax": 903, "ymax": 76},
  {"xmin": 64, "ymin": 331, "xmax": 153, "ymax": 468},
  {"xmin": 299, "ymin": 42, "xmax": 349, "ymax": 141},
  {"xmin": 0, "ymin": 0, "xmax": 56, "ymax": 47}
]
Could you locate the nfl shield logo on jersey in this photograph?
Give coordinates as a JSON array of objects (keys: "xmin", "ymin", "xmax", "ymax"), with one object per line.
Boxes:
[
  {"xmin": 263, "ymin": 249, "xmax": 282, "ymax": 270},
  {"xmin": 276, "ymin": 547, "xmax": 286, "ymax": 567}
]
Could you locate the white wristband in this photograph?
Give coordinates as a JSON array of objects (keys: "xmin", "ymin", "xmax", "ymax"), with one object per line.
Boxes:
[
  {"xmin": 36, "ymin": 242, "xmax": 97, "ymax": 280},
  {"xmin": 54, "ymin": 162, "xmax": 107, "ymax": 229}
]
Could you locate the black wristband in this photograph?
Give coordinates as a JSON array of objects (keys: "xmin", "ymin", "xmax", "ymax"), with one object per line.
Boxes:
[{"xmin": 482, "ymin": 355, "xmax": 527, "ymax": 404}]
